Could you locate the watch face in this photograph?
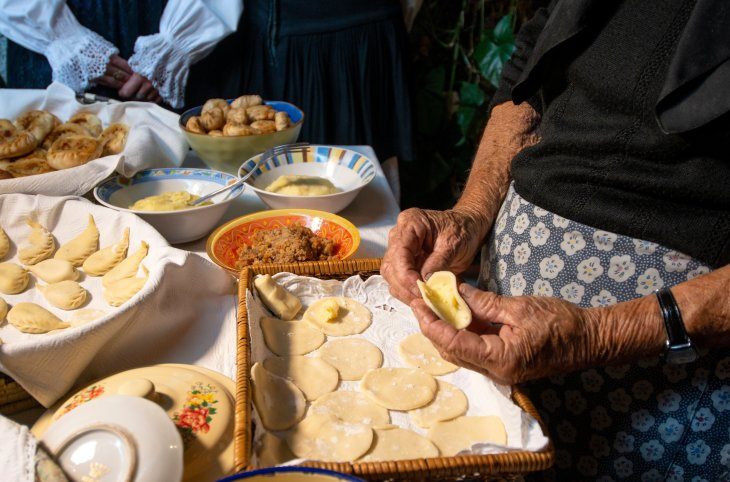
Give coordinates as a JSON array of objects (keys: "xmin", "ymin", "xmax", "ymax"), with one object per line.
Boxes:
[{"xmin": 666, "ymin": 346, "xmax": 698, "ymax": 365}]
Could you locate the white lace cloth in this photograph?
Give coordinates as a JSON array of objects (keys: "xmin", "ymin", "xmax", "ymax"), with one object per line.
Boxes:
[
  {"xmin": 0, "ymin": 0, "xmax": 242, "ymax": 108},
  {"xmin": 0, "ymin": 416, "xmax": 36, "ymax": 482}
]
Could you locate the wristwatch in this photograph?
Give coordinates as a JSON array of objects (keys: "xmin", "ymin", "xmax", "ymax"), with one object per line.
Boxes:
[{"xmin": 655, "ymin": 287, "xmax": 698, "ymax": 365}]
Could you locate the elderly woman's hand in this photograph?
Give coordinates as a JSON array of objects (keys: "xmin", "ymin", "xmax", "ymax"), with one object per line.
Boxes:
[
  {"xmin": 410, "ymin": 283, "xmax": 666, "ymax": 385},
  {"xmin": 382, "ymin": 208, "xmax": 488, "ymax": 304}
]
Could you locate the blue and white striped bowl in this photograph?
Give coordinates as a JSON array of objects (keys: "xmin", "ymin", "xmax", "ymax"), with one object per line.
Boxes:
[{"xmin": 238, "ymin": 145, "xmax": 375, "ymax": 213}]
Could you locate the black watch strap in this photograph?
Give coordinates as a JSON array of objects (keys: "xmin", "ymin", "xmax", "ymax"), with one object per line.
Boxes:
[{"xmin": 655, "ymin": 287, "xmax": 698, "ymax": 364}]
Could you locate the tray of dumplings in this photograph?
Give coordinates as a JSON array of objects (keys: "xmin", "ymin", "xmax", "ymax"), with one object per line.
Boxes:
[
  {"xmin": 0, "ymin": 82, "xmax": 187, "ymax": 196},
  {"xmin": 0, "ymin": 194, "xmax": 167, "ymax": 340},
  {"xmin": 237, "ymin": 260, "xmax": 553, "ymax": 479}
]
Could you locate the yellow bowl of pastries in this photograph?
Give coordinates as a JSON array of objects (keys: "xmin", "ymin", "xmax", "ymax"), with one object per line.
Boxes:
[
  {"xmin": 0, "ymin": 109, "xmax": 128, "ymax": 179},
  {"xmin": 179, "ymin": 95, "xmax": 303, "ymax": 175}
]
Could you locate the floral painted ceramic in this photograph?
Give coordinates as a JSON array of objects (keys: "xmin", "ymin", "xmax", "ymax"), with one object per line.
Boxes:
[
  {"xmin": 33, "ymin": 365, "xmax": 236, "ymax": 482},
  {"xmin": 206, "ymin": 209, "xmax": 360, "ymax": 275}
]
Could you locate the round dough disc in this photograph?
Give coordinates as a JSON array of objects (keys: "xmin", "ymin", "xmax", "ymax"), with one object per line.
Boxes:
[
  {"xmin": 318, "ymin": 338, "xmax": 383, "ymax": 380},
  {"xmin": 398, "ymin": 333, "xmax": 458, "ymax": 375},
  {"xmin": 285, "ymin": 413, "xmax": 374, "ymax": 462},
  {"xmin": 311, "ymin": 390, "xmax": 390, "ymax": 426},
  {"xmin": 303, "ymin": 297, "xmax": 372, "ymax": 336},
  {"xmin": 360, "ymin": 427, "xmax": 439, "ymax": 461},
  {"xmin": 260, "ymin": 316, "xmax": 325, "ymax": 356},
  {"xmin": 262, "ymin": 356, "xmax": 339, "ymax": 401},
  {"xmin": 427, "ymin": 416, "xmax": 507, "ymax": 456},
  {"xmin": 361, "ymin": 367, "xmax": 437, "ymax": 411},
  {"xmin": 409, "ymin": 380, "xmax": 468, "ymax": 428},
  {"xmin": 250, "ymin": 362, "xmax": 306, "ymax": 431},
  {"xmin": 256, "ymin": 432, "xmax": 295, "ymax": 467}
]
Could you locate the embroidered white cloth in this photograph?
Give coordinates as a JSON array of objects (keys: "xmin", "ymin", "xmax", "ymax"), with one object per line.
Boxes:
[
  {"xmin": 0, "ymin": 83, "xmax": 187, "ymax": 196},
  {"xmin": 0, "ymin": 0, "xmax": 242, "ymax": 108},
  {"xmin": 0, "ymin": 194, "xmax": 236, "ymax": 407},
  {"xmin": 0, "ymin": 416, "xmax": 36, "ymax": 482}
]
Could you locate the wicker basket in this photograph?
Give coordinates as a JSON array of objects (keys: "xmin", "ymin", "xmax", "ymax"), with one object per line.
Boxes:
[
  {"xmin": 236, "ymin": 258, "xmax": 554, "ymax": 481},
  {"xmin": 0, "ymin": 373, "xmax": 39, "ymax": 415}
]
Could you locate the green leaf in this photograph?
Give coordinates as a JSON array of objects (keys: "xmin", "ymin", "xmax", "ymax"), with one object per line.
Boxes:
[
  {"xmin": 209, "ymin": 408, "xmax": 217, "ymax": 414},
  {"xmin": 493, "ymin": 13, "xmax": 515, "ymax": 44},
  {"xmin": 456, "ymin": 105, "xmax": 476, "ymax": 136},
  {"xmin": 459, "ymin": 82, "xmax": 485, "ymax": 106},
  {"xmin": 206, "ymin": 416, "xmax": 212, "ymax": 422}
]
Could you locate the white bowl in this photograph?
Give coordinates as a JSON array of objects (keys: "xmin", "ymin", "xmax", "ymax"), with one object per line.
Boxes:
[
  {"xmin": 94, "ymin": 168, "xmax": 244, "ymax": 244},
  {"xmin": 238, "ymin": 145, "xmax": 375, "ymax": 213}
]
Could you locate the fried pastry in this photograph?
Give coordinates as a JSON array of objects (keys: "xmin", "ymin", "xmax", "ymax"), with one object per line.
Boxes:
[
  {"xmin": 25, "ymin": 111, "xmax": 57, "ymax": 144},
  {"xmin": 208, "ymin": 129, "xmax": 223, "ymax": 136},
  {"xmin": 68, "ymin": 112, "xmax": 102, "ymax": 137},
  {"xmin": 14, "ymin": 110, "xmax": 59, "ymax": 132},
  {"xmin": 231, "ymin": 94, "xmax": 263, "ymax": 110},
  {"xmin": 200, "ymin": 107, "xmax": 225, "ymax": 131},
  {"xmin": 246, "ymin": 105, "xmax": 275, "ymax": 121},
  {"xmin": 223, "ymin": 123, "xmax": 255, "ymax": 136},
  {"xmin": 99, "ymin": 123, "xmax": 129, "ymax": 156},
  {"xmin": 42, "ymin": 123, "xmax": 91, "ymax": 150},
  {"xmin": 6, "ymin": 156, "xmax": 55, "ymax": 178},
  {"xmin": 0, "ymin": 119, "xmax": 16, "ymax": 139},
  {"xmin": 19, "ymin": 220, "xmax": 55, "ymax": 265},
  {"xmin": 185, "ymin": 116, "xmax": 205, "ymax": 134},
  {"xmin": 202, "ymin": 98, "xmax": 230, "ymax": 117},
  {"xmin": 54, "ymin": 214, "xmax": 99, "ymax": 266},
  {"xmin": 275, "ymin": 111, "xmax": 290, "ymax": 131},
  {"xmin": 0, "ymin": 169, "xmax": 12, "ymax": 180},
  {"xmin": 226, "ymin": 108, "xmax": 249, "ymax": 126},
  {"xmin": 0, "ymin": 131, "xmax": 37, "ymax": 159},
  {"xmin": 47, "ymin": 135, "xmax": 102, "ymax": 170},
  {"xmin": 251, "ymin": 120, "xmax": 276, "ymax": 134}
]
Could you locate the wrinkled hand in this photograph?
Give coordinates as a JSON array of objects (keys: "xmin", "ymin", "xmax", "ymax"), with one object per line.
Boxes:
[
  {"xmin": 118, "ymin": 73, "xmax": 161, "ymax": 103},
  {"xmin": 382, "ymin": 208, "xmax": 487, "ymax": 304},
  {"xmin": 411, "ymin": 283, "xmax": 666, "ymax": 384},
  {"xmin": 94, "ymin": 54, "xmax": 133, "ymax": 90}
]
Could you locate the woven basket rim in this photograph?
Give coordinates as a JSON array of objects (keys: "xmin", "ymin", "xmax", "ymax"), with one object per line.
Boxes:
[{"xmin": 235, "ymin": 258, "xmax": 555, "ymax": 478}]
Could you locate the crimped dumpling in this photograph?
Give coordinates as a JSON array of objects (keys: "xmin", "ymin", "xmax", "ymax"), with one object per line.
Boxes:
[
  {"xmin": 0, "ymin": 227, "xmax": 9, "ymax": 260},
  {"xmin": 102, "ymin": 241, "xmax": 148, "ymax": 288},
  {"xmin": 28, "ymin": 259, "xmax": 78, "ymax": 283},
  {"xmin": 7, "ymin": 302, "xmax": 69, "ymax": 334},
  {"xmin": 0, "ymin": 263, "xmax": 29, "ymax": 294},
  {"xmin": 103, "ymin": 266, "xmax": 148, "ymax": 306},
  {"xmin": 18, "ymin": 220, "xmax": 55, "ymax": 265},
  {"xmin": 82, "ymin": 228, "xmax": 129, "ymax": 276},
  {"xmin": 38, "ymin": 280, "xmax": 88, "ymax": 310},
  {"xmin": 54, "ymin": 215, "xmax": 99, "ymax": 266}
]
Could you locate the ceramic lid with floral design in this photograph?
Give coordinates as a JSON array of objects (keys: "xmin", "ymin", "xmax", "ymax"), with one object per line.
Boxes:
[{"xmin": 32, "ymin": 364, "xmax": 235, "ymax": 482}]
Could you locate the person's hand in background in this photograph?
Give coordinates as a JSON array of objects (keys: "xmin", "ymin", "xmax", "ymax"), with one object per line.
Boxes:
[
  {"xmin": 93, "ymin": 54, "xmax": 133, "ymax": 90},
  {"xmin": 118, "ymin": 72, "xmax": 162, "ymax": 103},
  {"xmin": 381, "ymin": 208, "xmax": 489, "ymax": 304}
]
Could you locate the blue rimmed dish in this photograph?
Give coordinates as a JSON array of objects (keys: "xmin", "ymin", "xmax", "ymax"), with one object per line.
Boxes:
[
  {"xmin": 180, "ymin": 100, "xmax": 304, "ymax": 175},
  {"xmin": 238, "ymin": 145, "xmax": 375, "ymax": 213},
  {"xmin": 218, "ymin": 466, "xmax": 365, "ymax": 482},
  {"xmin": 94, "ymin": 168, "xmax": 244, "ymax": 244}
]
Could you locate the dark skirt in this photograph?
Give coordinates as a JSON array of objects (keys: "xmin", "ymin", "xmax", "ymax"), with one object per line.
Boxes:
[
  {"xmin": 5, "ymin": 0, "xmax": 166, "ymax": 98},
  {"xmin": 186, "ymin": 0, "xmax": 414, "ymax": 162}
]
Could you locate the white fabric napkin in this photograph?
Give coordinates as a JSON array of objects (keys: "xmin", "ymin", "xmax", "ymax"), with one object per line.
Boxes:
[
  {"xmin": 0, "ymin": 415, "xmax": 36, "ymax": 482},
  {"xmin": 0, "ymin": 82, "xmax": 188, "ymax": 196},
  {"xmin": 0, "ymin": 194, "xmax": 236, "ymax": 407}
]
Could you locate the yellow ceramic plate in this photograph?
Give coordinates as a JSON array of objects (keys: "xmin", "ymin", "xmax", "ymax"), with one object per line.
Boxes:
[{"xmin": 206, "ymin": 209, "xmax": 360, "ymax": 275}]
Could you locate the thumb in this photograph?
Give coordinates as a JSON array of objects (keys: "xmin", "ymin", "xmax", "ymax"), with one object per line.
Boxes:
[
  {"xmin": 459, "ymin": 283, "xmax": 502, "ymax": 324},
  {"xmin": 420, "ymin": 243, "xmax": 456, "ymax": 280}
]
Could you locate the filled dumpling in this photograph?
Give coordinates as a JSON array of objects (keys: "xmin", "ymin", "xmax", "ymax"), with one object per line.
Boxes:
[
  {"xmin": 416, "ymin": 271, "xmax": 472, "ymax": 329},
  {"xmin": 0, "ymin": 227, "xmax": 9, "ymax": 260},
  {"xmin": 54, "ymin": 215, "xmax": 99, "ymax": 266},
  {"xmin": 0, "ymin": 297, "xmax": 7, "ymax": 322},
  {"xmin": 28, "ymin": 258, "xmax": 78, "ymax": 283},
  {"xmin": 0, "ymin": 262, "xmax": 29, "ymax": 294},
  {"xmin": 103, "ymin": 266, "xmax": 148, "ymax": 306},
  {"xmin": 7, "ymin": 302, "xmax": 69, "ymax": 334},
  {"xmin": 82, "ymin": 227, "xmax": 129, "ymax": 276},
  {"xmin": 38, "ymin": 280, "xmax": 88, "ymax": 310},
  {"xmin": 102, "ymin": 241, "xmax": 148, "ymax": 288},
  {"xmin": 18, "ymin": 220, "xmax": 55, "ymax": 265}
]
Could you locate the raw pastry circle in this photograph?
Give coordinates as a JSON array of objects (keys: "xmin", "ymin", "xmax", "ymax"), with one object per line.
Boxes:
[
  {"xmin": 19, "ymin": 220, "xmax": 55, "ymax": 265},
  {"xmin": 38, "ymin": 280, "xmax": 87, "ymax": 310},
  {"xmin": 262, "ymin": 356, "xmax": 339, "ymax": 401},
  {"xmin": 7, "ymin": 302, "xmax": 69, "ymax": 334},
  {"xmin": 102, "ymin": 241, "xmax": 148, "ymax": 288},
  {"xmin": 256, "ymin": 432, "xmax": 295, "ymax": 467},
  {"xmin": 83, "ymin": 228, "xmax": 129, "ymax": 276},
  {"xmin": 427, "ymin": 416, "xmax": 508, "ymax": 456},
  {"xmin": 260, "ymin": 316, "xmax": 325, "ymax": 356},
  {"xmin": 285, "ymin": 413, "xmax": 374, "ymax": 462},
  {"xmin": 317, "ymin": 338, "xmax": 383, "ymax": 380},
  {"xmin": 303, "ymin": 297, "xmax": 372, "ymax": 336},
  {"xmin": 54, "ymin": 215, "xmax": 99, "ymax": 266},
  {"xmin": 361, "ymin": 427, "xmax": 439, "ymax": 461},
  {"xmin": 0, "ymin": 227, "xmax": 9, "ymax": 260},
  {"xmin": 361, "ymin": 367, "xmax": 437, "ymax": 411},
  {"xmin": 409, "ymin": 380, "xmax": 468, "ymax": 428},
  {"xmin": 0, "ymin": 262, "xmax": 29, "ymax": 294},
  {"xmin": 28, "ymin": 259, "xmax": 78, "ymax": 284},
  {"xmin": 398, "ymin": 333, "xmax": 458, "ymax": 375},
  {"xmin": 310, "ymin": 390, "xmax": 390, "ymax": 427},
  {"xmin": 251, "ymin": 362, "xmax": 306, "ymax": 431}
]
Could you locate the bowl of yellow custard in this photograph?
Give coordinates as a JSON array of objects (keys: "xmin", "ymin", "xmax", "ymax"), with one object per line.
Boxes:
[
  {"xmin": 94, "ymin": 168, "xmax": 244, "ymax": 244},
  {"xmin": 238, "ymin": 145, "xmax": 375, "ymax": 213}
]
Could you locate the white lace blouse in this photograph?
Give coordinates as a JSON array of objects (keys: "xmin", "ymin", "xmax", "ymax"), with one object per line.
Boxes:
[{"xmin": 0, "ymin": 0, "xmax": 243, "ymax": 108}]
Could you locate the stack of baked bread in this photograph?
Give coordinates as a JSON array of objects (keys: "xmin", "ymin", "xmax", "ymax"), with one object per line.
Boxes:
[
  {"xmin": 0, "ymin": 110, "xmax": 129, "ymax": 179},
  {"xmin": 184, "ymin": 95, "xmax": 291, "ymax": 137}
]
